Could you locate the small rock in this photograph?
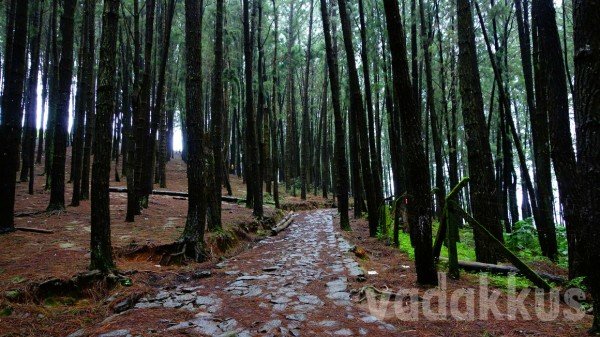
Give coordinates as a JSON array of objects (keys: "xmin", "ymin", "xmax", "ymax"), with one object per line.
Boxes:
[
  {"xmin": 273, "ymin": 303, "xmax": 288, "ymax": 311},
  {"xmin": 66, "ymin": 329, "xmax": 85, "ymax": 337},
  {"xmin": 327, "ymin": 292, "xmax": 350, "ymax": 301},
  {"xmin": 162, "ymin": 298, "xmax": 183, "ymax": 308},
  {"xmin": 181, "ymin": 286, "xmax": 203, "ymax": 293},
  {"xmin": 192, "ymin": 318, "xmax": 222, "ymax": 335},
  {"xmin": 333, "ymin": 328, "xmax": 353, "ymax": 336},
  {"xmin": 193, "ymin": 270, "xmax": 212, "ymax": 279},
  {"xmin": 297, "ymin": 295, "xmax": 323, "ymax": 306},
  {"xmin": 218, "ymin": 318, "xmax": 238, "ymax": 331},
  {"xmin": 174, "ymin": 293, "xmax": 195, "ymax": 303},
  {"xmin": 166, "ymin": 321, "xmax": 194, "ymax": 331},
  {"xmin": 195, "ymin": 296, "xmax": 215, "ymax": 306},
  {"xmin": 318, "ymin": 320, "xmax": 338, "ymax": 327},
  {"xmin": 98, "ymin": 330, "xmax": 130, "ymax": 337},
  {"xmin": 360, "ymin": 315, "xmax": 378, "ymax": 323},
  {"xmin": 270, "ymin": 296, "xmax": 291, "ymax": 304},
  {"xmin": 154, "ymin": 291, "xmax": 170, "ymax": 301},
  {"xmin": 259, "ymin": 319, "xmax": 282, "ymax": 333},
  {"xmin": 113, "ymin": 298, "xmax": 136, "ymax": 313},
  {"xmin": 134, "ymin": 302, "xmax": 160, "ymax": 309},
  {"xmin": 286, "ymin": 313, "xmax": 307, "ymax": 322},
  {"xmin": 244, "ymin": 286, "xmax": 263, "ymax": 297}
]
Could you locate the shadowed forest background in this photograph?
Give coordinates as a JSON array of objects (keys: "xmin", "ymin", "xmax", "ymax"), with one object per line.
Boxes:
[{"xmin": 0, "ymin": 0, "xmax": 598, "ymax": 335}]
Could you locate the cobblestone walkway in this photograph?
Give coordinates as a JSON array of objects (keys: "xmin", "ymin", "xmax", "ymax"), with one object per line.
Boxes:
[{"xmin": 80, "ymin": 210, "xmax": 398, "ymax": 337}]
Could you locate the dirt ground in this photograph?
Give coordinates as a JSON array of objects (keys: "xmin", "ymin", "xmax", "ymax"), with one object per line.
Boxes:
[
  {"xmin": 0, "ymin": 154, "xmax": 329, "ymax": 336},
  {"xmin": 0, "ymin": 153, "xmax": 592, "ymax": 336},
  {"xmin": 341, "ymin": 215, "xmax": 592, "ymax": 337}
]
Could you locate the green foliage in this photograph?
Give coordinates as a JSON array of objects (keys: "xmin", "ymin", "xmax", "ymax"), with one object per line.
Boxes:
[
  {"xmin": 10, "ymin": 276, "xmax": 26, "ymax": 284},
  {"xmin": 0, "ymin": 306, "xmax": 13, "ymax": 317},
  {"xmin": 120, "ymin": 278, "xmax": 133, "ymax": 287},
  {"xmin": 505, "ymin": 218, "xmax": 542, "ymax": 257},
  {"xmin": 502, "ymin": 218, "xmax": 570, "ymax": 268},
  {"xmin": 482, "ymin": 272, "xmax": 534, "ymax": 290},
  {"xmin": 555, "ymin": 226, "xmax": 569, "ymax": 268},
  {"xmin": 4, "ymin": 290, "xmax": 20, "ymax": 300},
  {"xmin": 565, "ymin": 276, "xmax": 587, "ymax": 292},
  {"xmin": 438, "ymin": 226, "xmax": 477, "ymax": 262}
]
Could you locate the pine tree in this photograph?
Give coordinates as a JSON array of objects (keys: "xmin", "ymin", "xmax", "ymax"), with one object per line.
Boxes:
[{"xmin": 90, "ymin": 0, "xmax": 121, "ymax": 272}]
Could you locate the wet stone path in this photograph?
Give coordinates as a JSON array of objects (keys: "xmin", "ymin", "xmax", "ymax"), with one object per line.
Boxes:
[{"xmin": 91, "ymin": 209, "xmax": 398, "ymax": 337}]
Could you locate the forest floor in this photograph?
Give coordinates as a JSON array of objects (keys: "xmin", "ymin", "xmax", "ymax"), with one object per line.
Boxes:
[
  {"xmin": 341, "ymin": 216, "xmax": 592, "ymax": 336},
  {"xmin": 0, "ymin": 153, "xmax": 330, "ymax": 336},
  {"xmin": 0, "ymin": 154, "xmax": 592, "ymax": 336}
]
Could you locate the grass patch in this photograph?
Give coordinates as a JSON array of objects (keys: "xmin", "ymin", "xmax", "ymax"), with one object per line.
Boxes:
[{"xmin": 376, "ymin": 205, "xmax": 566, "ymax": 290}]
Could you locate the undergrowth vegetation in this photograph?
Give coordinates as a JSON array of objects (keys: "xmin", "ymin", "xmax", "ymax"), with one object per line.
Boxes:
[{"xmin": 376, "ymin": 205, "xmax": 570, "ymax": 290}]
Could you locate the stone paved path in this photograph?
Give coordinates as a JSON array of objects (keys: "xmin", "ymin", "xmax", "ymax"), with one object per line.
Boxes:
[{"xmin": 87, "ymin": 210, "xmax": 398, "ymax": 337}]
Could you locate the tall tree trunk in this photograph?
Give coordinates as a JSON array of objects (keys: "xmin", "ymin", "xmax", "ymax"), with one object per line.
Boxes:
[
  {"xmin": 514, "ymin": 0, "xmax": 556, "ymax": 258},
  {"xmin": 244, "ymin": 0, "xmax": 263, "ymax": 217},
  {"xmin": 37, "ymin": 17, "xmax": 52, "ymax": 166},
  {"xmin": 573, "ymin": 0, "xmax": 600, "ymax": 331},
  {"xmin": 319, "ymin": 63, "xmax": 330, "ymax": 199},
  {"xmin": 209, "ymin": 0, "xmax": 225, "ymax": 230},
  {"xmin": 80, "ymin": 6, "xmax": 96, "ymax": 201},
  {"xmin": 181, "ymin": 0, "xmax": 207, "ymax": 261},
  {"xmin": 532, "ymin": 0, "xmax": 584, "ymax": 278},
  {"xmin": 72, "ymin": 0, "xmax": 95, "ymax": 206},
  {"xmin": 45, "ymin": 0, "xmax": 59, "ymax": 189},
  {"xmin": 135, "ymin": 0, "xmax": 156, "ymax": 209},
  {"xmin": 20, "ymin": 0, "xmax": 42, "ymax": 196},
  {"xmin": 358, "ymin": 0, "xmax": 384, "ymax": 218},
  {"xmin": 338, "ymin": 0, "xmax": 380, "ymax": 236},
  {"xmin": 120, "ymin": 30, "xmax": 136, "ymax": 222},
  {"xmin": 271, "ymin": 0, "xmax": 280, "ymax": 208},
  {"xmin": 0, "ymin": 0, "xmax": 28, "ymax": 234},
  {"xmin": 148, "ymin": 0, "xmax": 175, "ymax": 197},
  {"xmin": 90, "ymin": 0, "xmax": 120, "ymax": 272},
  {"xmin": 284, "ymin": 2, "xmax": 296, "ymax": 195},
  {"xmin": 256, "ymin": 0, "xmax": 269, "ymax": 198},
  {"xmin": 300, "ymin": 0, "xmax": 315, "ymax": 201},
  {"xmin": 383, "ymin": 0, "xmax": 438, "ymax": 285},
  {"xmin": 419, "ymin": 0, "xmax": 445, "ymax": 219},
  {"xmin": 456, "ymin": 0, "xmax": 502, "ymax": 264},
  {"xmin": 320, "ymin": 0, "xmax": 350, "ymax": 230},
  {"xmin": 48, "ymin": 0, "xmax": 77, "ymax": 211}
]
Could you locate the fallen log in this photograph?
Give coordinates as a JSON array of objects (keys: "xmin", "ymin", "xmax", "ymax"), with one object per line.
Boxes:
[
  {"xmin": 450, "ymin": 203, "xmax": 553, "ymax": 291},
  {"xmin": 271, "ymin": 213, "xmax": 295, "ymax": 236},
  {"xmin": 108, "ymin": 187, "xmax": 240, "ymax": 203},
  {"xmin": 15, "ymin": 227, "xmax": 54, "ymax": 234},
  {"xmin": 438, "ymin": 258, "xmax": 566, "ymax": 285}
]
